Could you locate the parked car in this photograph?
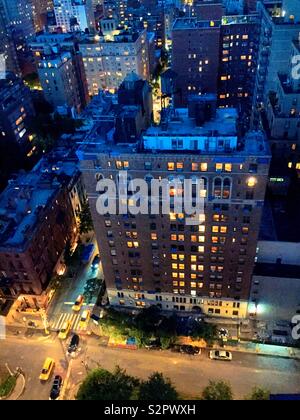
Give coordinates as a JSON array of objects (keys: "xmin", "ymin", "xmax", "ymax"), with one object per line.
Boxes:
[
  {"xmin": 49, "ymin": 376, "xmax": 63, "ymax": 400},
  {"xmin": 72, "ymin": 295, "xmax": 84, "ymax": 312},
  {"xmin": 209, "ymin": 350, "xmax": 232, "ymax": 361},
  {"xmin": 180, "ymin": 345, "xmax": 201, "ymax": 355},
  {"xmin": 91, "ymin": 255, "xmax": 100, "ymax": 270},
  {"xmin": 68, "ymin": 334, "xmax": 80, "ymax": 354},
  {"xmin": 39, "ymin": 358, "xmax": 55, "ymax": 382},
  {"xmin": 79, "ymin": 310, "xmax": 91, "ymax": 329},
  {"xmin": 145, "ymin": 339, "xmax": 162, "ymax": 350}
]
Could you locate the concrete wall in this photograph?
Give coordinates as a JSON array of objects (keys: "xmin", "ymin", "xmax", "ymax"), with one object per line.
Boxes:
[
  {"xmin": 257, "ymin": 240, "xmax": 300, "ymax": 265},
  {"xmin": 251, "ymin": 275, "xmax": 300, "ymax": 322}
]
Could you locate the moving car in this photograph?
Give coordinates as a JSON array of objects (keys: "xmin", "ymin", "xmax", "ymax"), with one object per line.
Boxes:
[
  {"xmin": 58, "ymin": 321, "xmax": 72, "ymax": 340},
  {"xmin": 39, "ymin": 358, "xmax": 55, "ymax": 382},
  {"xmin": 68, "ymin": 334, "xmax": 80, "ymax": 354},
  {"xmin": 180, "ymin": 345, "xmax": 201, "ymax": 355},
  {"xmin": 79, "ymin": 310, "xmax": 91, "ymax": 329},
  {"xmin": 49, "ymin": 376, "xmax": 63, "ymax": 400},
  {"xmin": 91, "ymin": 255, "xmax": 100, "ymax": 270},
  {"xmin": 209, "ymin": 350, "xmax": 232, "ymax": 361},
  {"xmin": 72, "ymin": 295, "xmax": 84, "ymax": 312}
]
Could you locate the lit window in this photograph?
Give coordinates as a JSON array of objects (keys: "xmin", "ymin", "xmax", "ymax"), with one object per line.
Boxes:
[
  {"xmin": 216, "ymin": 164, "xmax": 223, "ymax": 172},
  {"xmin": 200, "ymin": 163, "xmax": 208, "ymax": 172},
  {"xmin": 168, "ymin": 162, "xmax": 175, "ymax": 171},
  {"xmin": 225, "ymin": 164, "xmax": 232, "ymax": 172},
  {"xmin": 247, "ymin": 177, "xmax": 257, "ymax": 187}
]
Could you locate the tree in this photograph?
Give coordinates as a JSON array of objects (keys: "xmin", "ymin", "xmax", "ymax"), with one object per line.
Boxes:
[
  {"xmin": 139, "ymin": 373, "xmax": 178, "ymax": 401},
  {"xmin": 134, "ymin": 305, "xmax": 162, "ymax": 334},
  {"xmin": 246, "ymin": 387, "xmax": 270, "ymax": 401},
  {"xmin": 190, "ymin": 321, "xmax": 217, "ymax": 343},
  {"xmin": 79, "ymin": 200, "xmax": 94, "ymax": 234},
  {"xmin": 64, "ymin": 240, "xmax": 73, "ymax": 266},
  {"xmin": 83, "ymin": 277, "xmax": 102, "ymax": 304},
  {"xmin": 76, "ymin": 366, "xmax": 139, "ymax": 400},
  {"xmin": 201, "ymin": 381, "xmax": 233, "ymax": 401}
]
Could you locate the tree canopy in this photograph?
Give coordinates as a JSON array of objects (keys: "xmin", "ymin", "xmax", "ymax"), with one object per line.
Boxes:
[
  {"xmin": 76, "ymin": 366, "xmax": 139, "ymax": 401},
  {"xmin": 201, "ymin": 381, "xmax": 233, "ymax": 401},
  {"xmin": 79, "ymin": 200, "xmax": 94, "ymax": 234},
  {"xmin": 246, "ymin": 387, "xmax": 270, "ymax": 401},
  {"xmin": 139, "ymin": 373, "xmax": 178, "ymax": 401}
]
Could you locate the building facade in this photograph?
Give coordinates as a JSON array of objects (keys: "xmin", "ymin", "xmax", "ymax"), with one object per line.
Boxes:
[
  {"xmin": 37, "ymin": 52, "xmax": 86, "ymax": 114},
  {"xmin": 31, "ymin": 32, "xmax": 90, "ymax": 113},
  {"xmin": 0, "ymin": 74, "xmax": 35, "ymax": 150},
  {"xmin": 218, "ymin": 14, "xmax": 260, "ymax": 117},
  {"xmin": 172, "ymin": 18, "xmax": 221, "ymax": 107},
  {"xmin": 54, "ymin": 0, "xmax": 96, "ymax": 32},
  {"xmin": 79, "ymin": 28, "xmax": 151, "ymax": 95},
  {"xmin": 79, "ymin": 101, "xmax": 271, "ymax": 319}
]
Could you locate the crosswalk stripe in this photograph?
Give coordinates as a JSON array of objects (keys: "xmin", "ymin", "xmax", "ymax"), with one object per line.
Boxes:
[
  {"xmin": 51, "ymin": 312, "xmax": 89, "ymax": 332},
  {"xmin": 73, "ymin": 316, "xmax": 81, "ymax": 331},
  {"xmin": 52, "ymin": 313, "xmax": 64, "ymax": 330}
]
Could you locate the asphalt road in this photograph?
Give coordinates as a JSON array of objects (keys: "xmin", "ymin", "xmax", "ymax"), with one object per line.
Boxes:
[
  {"xmin": 1, "ymin": 333, "xmax": 300, "ymax": 400},
  {"xmin": 47, "ymin": 239, "xmax": 103, "ymax": 332}
]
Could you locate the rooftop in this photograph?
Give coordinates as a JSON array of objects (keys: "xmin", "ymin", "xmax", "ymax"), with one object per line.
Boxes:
[
  {"xmin": 221, "ymin": 14, "xmax": 259, "ymax": 26},
  {"xmin": 173, "ymin": 18, "xmax": 221, "ymax": 30},
  {"xmin": 0, "ymin": 152, "xmax": 80, "ymax": 251},
  {"xmin": 77, "ymin": 104, "xmax": 270, "ymax": 158},
  {"xmin": 145, "ymin": 107, "xmax": 237, "ymax": 138}
]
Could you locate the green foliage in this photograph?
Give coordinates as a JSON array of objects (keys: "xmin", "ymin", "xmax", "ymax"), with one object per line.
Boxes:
[
  {"xmin": 246, "ymin": 387, "xmax": 270, "ymax": 401},
  {"xmin": 23, "ymin": 72, "xmax": 40, "ymax": 90},
  {"xmin": 79, "ymin": 200, "xmax": 94, "ymax": 234},
  {"xmin": 76, "ymin": 366, "xmax": 139, "ymax": 400},
  {"xmin": 190, "ymin": 321, "xmax": 218, "ymax": 343},
  {"xmin": 202, "ymin": 381, "xmax": 233, "ymax": 401},
  {"xmin": 139, "ymin": 373, "xmax": 178, "ymax": 401},
  {"xmin": 0, "ymin": 375, "xmax": 16, "ymax": 398},
  {"xmin": 83, "ymin": 277, "xmax": 103, "ymax": 304},
  {"xmin": 30, "ymin": 112, "xmax": 82, "ymax": 154},
  {"xmin": 76, "ymin": 367, "xmax": 179, "ymax": 401}
]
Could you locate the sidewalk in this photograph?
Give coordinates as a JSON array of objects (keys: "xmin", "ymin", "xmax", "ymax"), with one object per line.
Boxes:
[{"xmin": 222, "ymin": 341, "xmax": 300, "ymax": 360}]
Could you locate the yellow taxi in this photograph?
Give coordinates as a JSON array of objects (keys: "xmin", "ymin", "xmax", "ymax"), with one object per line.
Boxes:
[
  {"xmin": 79, "ymin": 310, "xmax": 91, "ymax": 329},
  {"xmin": 39, "ymin": 358, "xmax": 55, "ymax": 382},
  {"xmin": 72, "ymin": 295, "xmax": 84, "ymax": 312},
  {"xmin": 58, "ymin": 320, "xmax": 72, "ymax": 340}
]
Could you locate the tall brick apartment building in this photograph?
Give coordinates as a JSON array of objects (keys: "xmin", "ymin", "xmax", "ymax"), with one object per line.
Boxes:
[{"xmin": 79, "ymin": 99, "xmax": 271, "ymax": 319}]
